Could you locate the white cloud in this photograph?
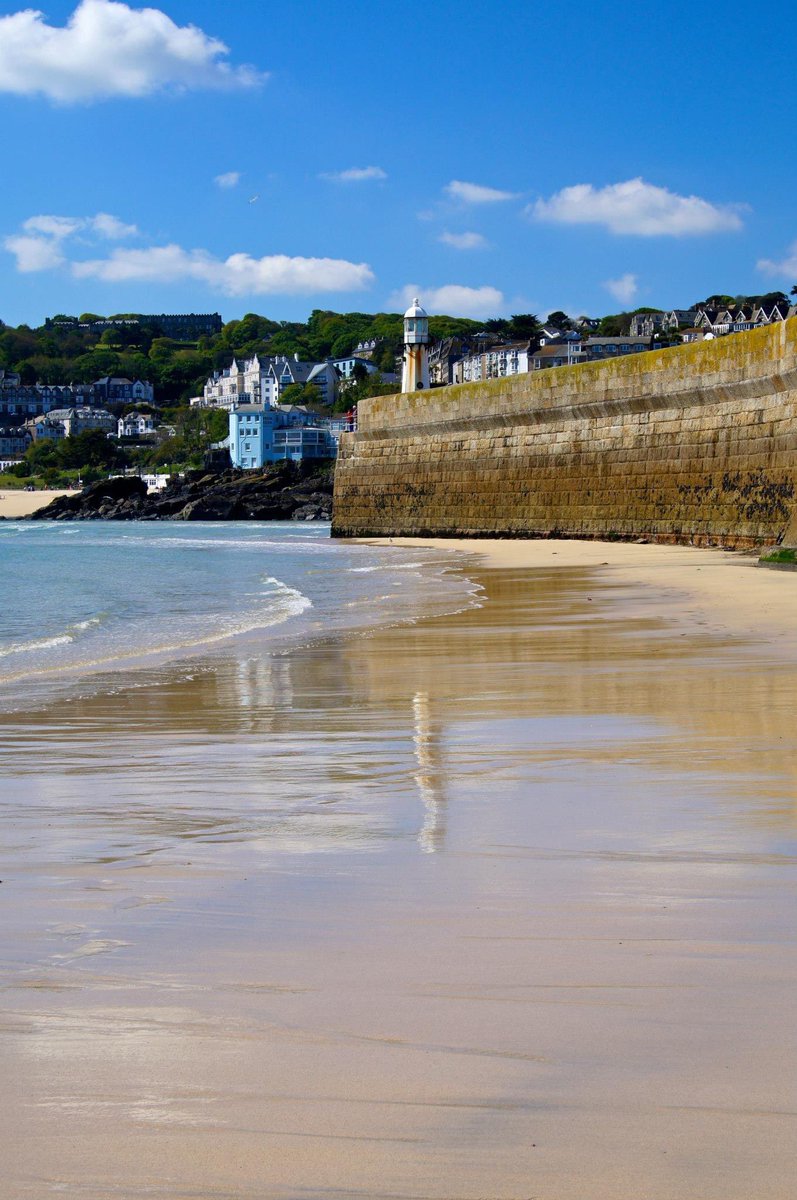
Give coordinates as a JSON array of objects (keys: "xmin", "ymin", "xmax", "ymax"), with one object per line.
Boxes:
[
  {"xmin": 603, "ymin": 273, "xmax": 639, "ymax": 305},
  {"xmin": 4, "ymin": 211, "xmax": 139, "ymax": 272},
  {"xmin": 4, "ymin": 234, "xmax": 66, "ymax": 273},
  {"xmin": 319, "ymin": 166, "xmax": 387, "ymax": 183},
  {"xmin": 87, "ymin": 212, "xmax": 139, "ymax": 239},
  {"xmin": 0, "ymin": 0, "xmax": 265, "ymax": 103},
  {"xmin": 444, "ymin": 180, "xmax": 518, "ymax": 205},
  {"xmin": 4, "ymin": 211, "xmax": 374, "ymax": 295},
  {"xmin": 214, "ymin": 171, "xmax": 241, "ymax": 190},
  {"xmin": 530, "ymin": 178, "xmax": 744, "ymax": 236},
  {"xmin": 21, "ymin": 212, "xmax": 139, "ymax": 240},
  {"xmin": 438, "ymin": 231, "xmax": 488, "ymax": 251},
  {"xmin": 71, "ymin": 245, "xmax": 375, "ymax": 295},
  {"xmin": 389, "ymin": 283, "xmax": 504, "ymax": 319},
  {"xmin": 757, "ymin": 241, "xmax": 797, "ymax": 277},
  {"xmin": 23, "ymin": 215, "xmax": 85, "ymax": 239}
]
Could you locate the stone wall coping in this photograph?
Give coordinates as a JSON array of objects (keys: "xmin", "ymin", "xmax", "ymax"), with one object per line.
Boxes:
[{"xmin": 356, "ymin": 320, "xmax": 797, "ymax": 437}]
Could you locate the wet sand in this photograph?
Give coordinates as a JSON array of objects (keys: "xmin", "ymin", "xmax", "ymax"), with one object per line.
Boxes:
[
  {"xmin": 0, "ymin": 489, "xmax": 69, "ymax": 518},
  {"xmin": 1, "ymin": 543, "xmax": 796, "ymax": 1199}
]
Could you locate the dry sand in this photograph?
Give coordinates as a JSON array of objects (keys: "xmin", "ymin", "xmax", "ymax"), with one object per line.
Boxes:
[
  {"xmin": 1, "ymin": 537, "xmax": 796, "ymax": 1199},
  {"xmin": 0, "ymin": 488, "xmax": 69, "ymax": 518}
]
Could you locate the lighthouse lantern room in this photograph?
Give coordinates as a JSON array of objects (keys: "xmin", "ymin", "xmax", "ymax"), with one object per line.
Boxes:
[{"xmin": 401, "ymin": 297, "xmax": 430, "ymax": 392}]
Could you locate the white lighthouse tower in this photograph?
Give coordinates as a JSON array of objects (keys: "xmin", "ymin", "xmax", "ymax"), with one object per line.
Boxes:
[{"xmin": 401, "ymin": 297, "xmax": 430, "ymax": 392}]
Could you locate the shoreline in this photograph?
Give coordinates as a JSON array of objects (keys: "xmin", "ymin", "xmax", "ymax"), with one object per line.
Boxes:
[{"xmin": 360, "ymin": 535, "xmax": 797, "ymax": 647}]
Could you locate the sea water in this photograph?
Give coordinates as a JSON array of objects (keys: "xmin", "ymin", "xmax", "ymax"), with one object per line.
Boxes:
[{"xmin": 0, "ymin": 520, "xmax": 478, "ymax": 713}]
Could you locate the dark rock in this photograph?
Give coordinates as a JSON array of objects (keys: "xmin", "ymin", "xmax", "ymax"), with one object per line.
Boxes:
[
  {"xmin": 25, "ymin": 463, "xmax": 334, "ymax": 524},
  {"xmin": 177, "ymin": 493, "xmax": 239, "ymax": 521}
]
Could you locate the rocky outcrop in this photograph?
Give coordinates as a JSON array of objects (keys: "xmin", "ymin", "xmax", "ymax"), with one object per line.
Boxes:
[{"xmin": 29, "ymin": 464, "xmax": 334, "ymax": 522}]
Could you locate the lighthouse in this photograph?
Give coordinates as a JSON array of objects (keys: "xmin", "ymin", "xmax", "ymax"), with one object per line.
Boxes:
[{"xmin": 401, "ymin": 297, "xmax": 430, "ymax": 392}]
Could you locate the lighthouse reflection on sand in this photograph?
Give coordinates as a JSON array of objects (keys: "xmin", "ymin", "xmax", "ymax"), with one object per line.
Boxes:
[{"xmin": 401, "ymin": 297, "xmax": 430, "ymax": 392}]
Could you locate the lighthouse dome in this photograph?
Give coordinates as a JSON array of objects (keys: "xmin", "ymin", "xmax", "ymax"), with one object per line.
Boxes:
[{"xmin": 404, "ymin": 297, "xmax": 428, "ymax": 319}]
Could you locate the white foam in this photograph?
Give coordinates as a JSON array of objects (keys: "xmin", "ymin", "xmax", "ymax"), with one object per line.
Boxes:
[
  {"xmin": 349, "ymin": 560, "xmax": 427, "ymax": 573},
  {"xmin": 0, "ymin": 633, "xmax": 73, "ymax": 659}
]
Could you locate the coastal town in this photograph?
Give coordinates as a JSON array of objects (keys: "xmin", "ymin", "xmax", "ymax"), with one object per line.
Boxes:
[{"xmin": 1, "ymin": 290, "xmax": 794, "ymax": 487}]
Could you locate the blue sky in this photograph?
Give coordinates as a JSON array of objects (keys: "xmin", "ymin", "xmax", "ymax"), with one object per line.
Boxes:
[{"xmin": 1, "ymin": 0, "xmax": 795, "ymax": 326}]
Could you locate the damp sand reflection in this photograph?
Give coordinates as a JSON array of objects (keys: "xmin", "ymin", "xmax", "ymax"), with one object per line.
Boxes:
[{"xmin": 0, "ymin": 564, "xmax": 796, "ymax": 1198}]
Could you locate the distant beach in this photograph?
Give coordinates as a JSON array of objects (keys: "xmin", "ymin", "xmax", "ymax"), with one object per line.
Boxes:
[
  {"xmin": 0, "ymin": 489, "xmax": 70, "ymax": 519},
  {"xmin": 0, "ymin": 531, "xmax": 795, "ymax": 1199}
]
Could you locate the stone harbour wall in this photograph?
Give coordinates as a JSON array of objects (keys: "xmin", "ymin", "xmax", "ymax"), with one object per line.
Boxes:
[{"xmin": 332, "ymin": 319, "xmax": 797, "ymax": 547}]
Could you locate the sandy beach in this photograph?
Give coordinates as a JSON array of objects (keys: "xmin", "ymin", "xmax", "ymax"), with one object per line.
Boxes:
[
  {"xmin": 369, "ymin": 536, "xmax": 797, "ymax": 643},
  {"xmin": 0, "ymin": 489, "xmax": 70, "ymax": 518},
  {"xmin": 1, "ymin": 535, "xmax": 795, "ymax": 1199}
]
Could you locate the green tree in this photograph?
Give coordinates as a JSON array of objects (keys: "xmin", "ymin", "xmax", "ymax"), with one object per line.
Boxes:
[
  {"xmin": 546, "ymin": 310, "xmax": 573, "ymax": 330},
  {"xmin": 25, "ymin": 439, "xmax": 58, "ymax": 472},
  {"xmin": 279, "ymin": 382, "xmax": 322, "ymax": 407},
  {"xmin": 57, "ymin": 429, "xmax": 123, "ymax": 470},
  {"xmin": 506, "ymin": 313, "xmax": 541, "ymax": 341}
]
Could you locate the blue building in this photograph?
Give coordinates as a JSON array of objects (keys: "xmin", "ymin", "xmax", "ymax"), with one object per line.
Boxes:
[{"xmin": 229, "ymin": 404, "xmax": 336, "ymax": 469}]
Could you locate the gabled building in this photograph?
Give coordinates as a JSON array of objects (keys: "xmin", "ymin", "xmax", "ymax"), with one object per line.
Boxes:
[
  {"xmin": 0, "ymin": 426, "xmax": 31, "ymax": 457},
  {"xmin": 197, "ymin": 360, "xmax": 246, "ymax": 410},
  {"xmin": 41, "ymin": 408, "xmax": 116, "ymax": 438},
  {"xmin": 304, "ymin": 361, "xmax": 339, "ymax": 406},
  {"xmin": 94, "ymin": 377, "xmax": 154, "ymax": 405},
  {"xmin": 28, "ymin": 415, "xmax": 66, "ymax": 442},
  {"xmin": 0, "ymin": 382, "xmax": 96, "ymax": 423},
  {"xmin": 118, "ymin": 411, "xmax": 156, "ymax": 438},
  {"xmin": 629, "ymin": 312, "xmax": 666, "ymax": 337},
  {"xmin": 196, "ymin": 354, "xmax": 339, "ymax": 411},
  {"xmin": 663, "ymin": 309, "xmax": 698, "ymax": 331},
  {"xmin": 352, "ymin": 338, "xmax": 378, "ymax": 360}
]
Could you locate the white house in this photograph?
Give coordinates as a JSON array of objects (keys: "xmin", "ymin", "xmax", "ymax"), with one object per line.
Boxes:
[
  {"xmin": 332, "ymin": 355, "xmax": 379, "ymax": 380},
  {"xmin": 118, "ymin": 411, "xmax": 156, "ymax": 438},
  {"xmin": 453, "ymin": 341, "xmax": 532, "ymax": 385},
  {"xmin": 195, "ymin": 353, "xmax": 339, "ymax": 411}
]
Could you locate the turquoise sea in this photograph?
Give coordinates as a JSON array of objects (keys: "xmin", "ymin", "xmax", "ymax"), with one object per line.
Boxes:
[{"xmin": 0, "ymin": 520, "xmax": 478, "ymax": 712}]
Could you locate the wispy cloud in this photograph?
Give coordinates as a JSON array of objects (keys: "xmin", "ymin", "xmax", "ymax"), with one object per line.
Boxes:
[
  {"xmin": 0, "ymin": 0, "xmax": 265, "ymax": 103},
  {"xmin": 603, "ymin": 273, "xmax": 639, "ymax": 305},
  {"xmin": 438, "ymin": 231, "xmax": 488, "ymax": 251},
  {"xmin": 757, "ymin": 240, "xmax": 797, "ymax": 277},
  {"xmin": 320, "ymin": 166, "xmax": 387, "ymax": 183},
  {"xmin": 444, "ymin": 180, "xmax": 518, "ymax": 205},
  {"xmin": 530, "ymin": 178, "xmax": 744, "ymax": 236},
  {"xmin": 389, "ymin": 283, "xmax": 504, "ymax": 319},
  {"xmin": 214, "ymin": 171, "xmax": 241, "ymax": 190},
  {"xmin": 3, "ymin": 212, "xmax": 375, "ymax": 295}
]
